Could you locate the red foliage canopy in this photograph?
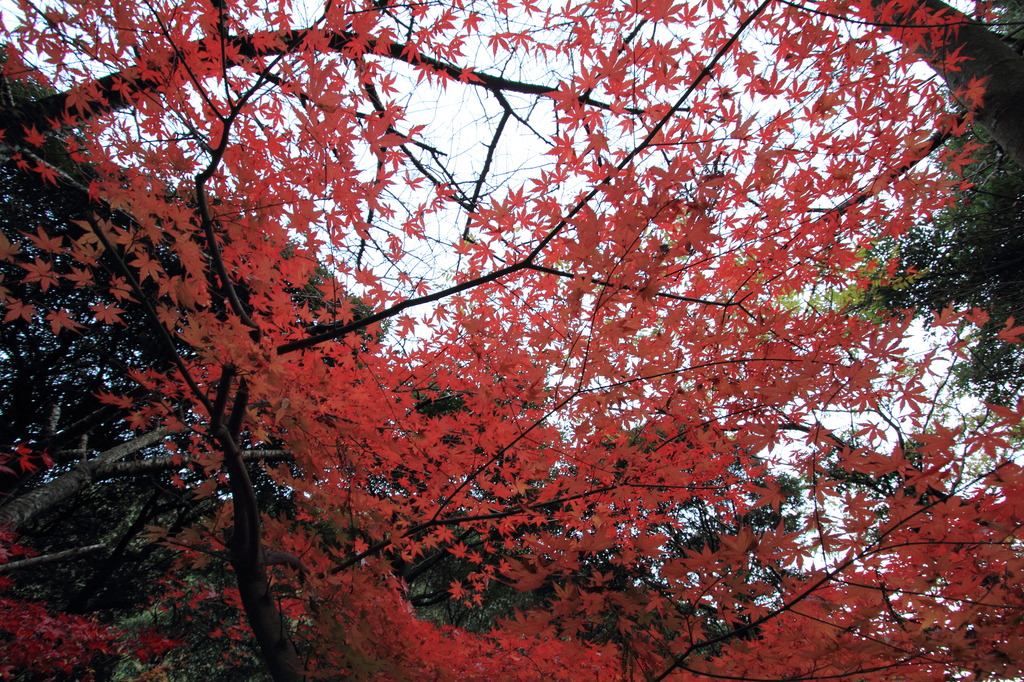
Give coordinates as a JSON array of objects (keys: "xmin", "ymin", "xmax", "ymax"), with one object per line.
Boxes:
[{"xmin": 0, "ymin": 0, "xmax": 1023, "ymax": 678}]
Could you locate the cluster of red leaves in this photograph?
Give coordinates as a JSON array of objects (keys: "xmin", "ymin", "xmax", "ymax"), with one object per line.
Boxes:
[
  {"xmin": 0, "ymin": 443, "xmax": 51, "ymax": 478},
  {"xmin": 0, "ymin": 531, "xmax": 178, "ymax": 680},
  {"xmin": 0, "ymin": 595, "xmax": 124, "ymax": 680}
]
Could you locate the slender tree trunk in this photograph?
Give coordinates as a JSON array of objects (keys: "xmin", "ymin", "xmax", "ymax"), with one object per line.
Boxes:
[
  {"xmin": 211, "ymin": 370, "xmax": 305, "ymax": 682},
  {"xmin": 875, "ymin": 0, "xmax": 1024, "ymax": 167}
]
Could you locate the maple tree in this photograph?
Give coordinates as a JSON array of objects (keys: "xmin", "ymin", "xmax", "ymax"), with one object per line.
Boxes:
[{"xmin": 1, "ymin": 0, "xmax": 1024, "ymax": 678}]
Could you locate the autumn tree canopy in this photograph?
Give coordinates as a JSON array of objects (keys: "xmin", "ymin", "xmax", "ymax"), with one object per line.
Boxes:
[{"xmin": 1, "ymin": 0, "xmax": 1024, "ymax": 679}]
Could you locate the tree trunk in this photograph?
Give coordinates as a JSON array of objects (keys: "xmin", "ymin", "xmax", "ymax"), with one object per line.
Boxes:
[{"xmin": 876, "ymin": 0, "xmax": 1024, "ymax": 167}]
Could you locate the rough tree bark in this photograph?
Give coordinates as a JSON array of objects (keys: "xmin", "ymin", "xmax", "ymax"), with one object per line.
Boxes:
[
  {"xmin": 876, "ymin": 0, "xmax": 1024, "ymax": 167},
  {"xmin": 0, "ymin": 428, "xmax": 167, "ymax": 529},
  {"xmin": 0, "ymin": 543, "xmax": 106, "ymax": 573}
]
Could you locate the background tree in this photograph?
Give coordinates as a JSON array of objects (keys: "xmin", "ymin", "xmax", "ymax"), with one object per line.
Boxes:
[
  {"xmin": 866, "ymin": 133, "xmax": 1024, "ymax": 404},
  {"xmin": 861, "ymin": 0, "xmax": 1024, "ymax": 404},
  {"xmin": 868, "ymin": 0, "xmax": 1024, "ymax": 168},
  {"xmin": 0, "ymin": 0, "xmax": 1023, "ymax": 680}
]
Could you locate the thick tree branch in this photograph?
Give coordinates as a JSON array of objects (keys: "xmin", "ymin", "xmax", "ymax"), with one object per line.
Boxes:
[
  {"xmin": 0, "ymin": 29, "xmax": 634, "ymax": 151},
  {"xmin": 92, "ymin": 449, "xmax": 292, "ymax": 479},
  {"xmin": 210, "ymin": 372, "xmax": 304, "ymax": 681},
  {"xmin": 0, "ymin": 543, "xmax": 107, "ymax": 573},
  {"xmin": 0, "ymin": 429, "xmax": 167, "ymax": 529}
]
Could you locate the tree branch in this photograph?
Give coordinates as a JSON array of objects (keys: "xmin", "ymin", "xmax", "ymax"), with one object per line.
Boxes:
[
  {"xmin": 0, "ymin": 428, "xmax": 168, "ymax": 529},
  {"xmin": 871, "ymin": 0, "xmax": 1024, "ymax": 168},
  {"xmin": 210, "ymin": 376, "xmax": 304, "ymax": 681},
  {"xmin": 0, "ymin": 543, "xmax": 107, "ymax": 573},
  {"xmin": 93, "ymin": 449, "xmax": 292, "ymax": 479},
  {"xmin": 0, "ymin": 29, "xmax": 637, "ymax": 151}
]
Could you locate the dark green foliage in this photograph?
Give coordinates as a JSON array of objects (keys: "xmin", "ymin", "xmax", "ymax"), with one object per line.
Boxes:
[
  {"xmin": 0, "ymin": 155, "xmax": 169, "ymax": 488},
  {"xmin": 866, "ymin": 135, "xmax": 1024, "ymax": 404},
  {"xmin": 404, "ymin": 527, "xmax": 554, "ymax": 633}
]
